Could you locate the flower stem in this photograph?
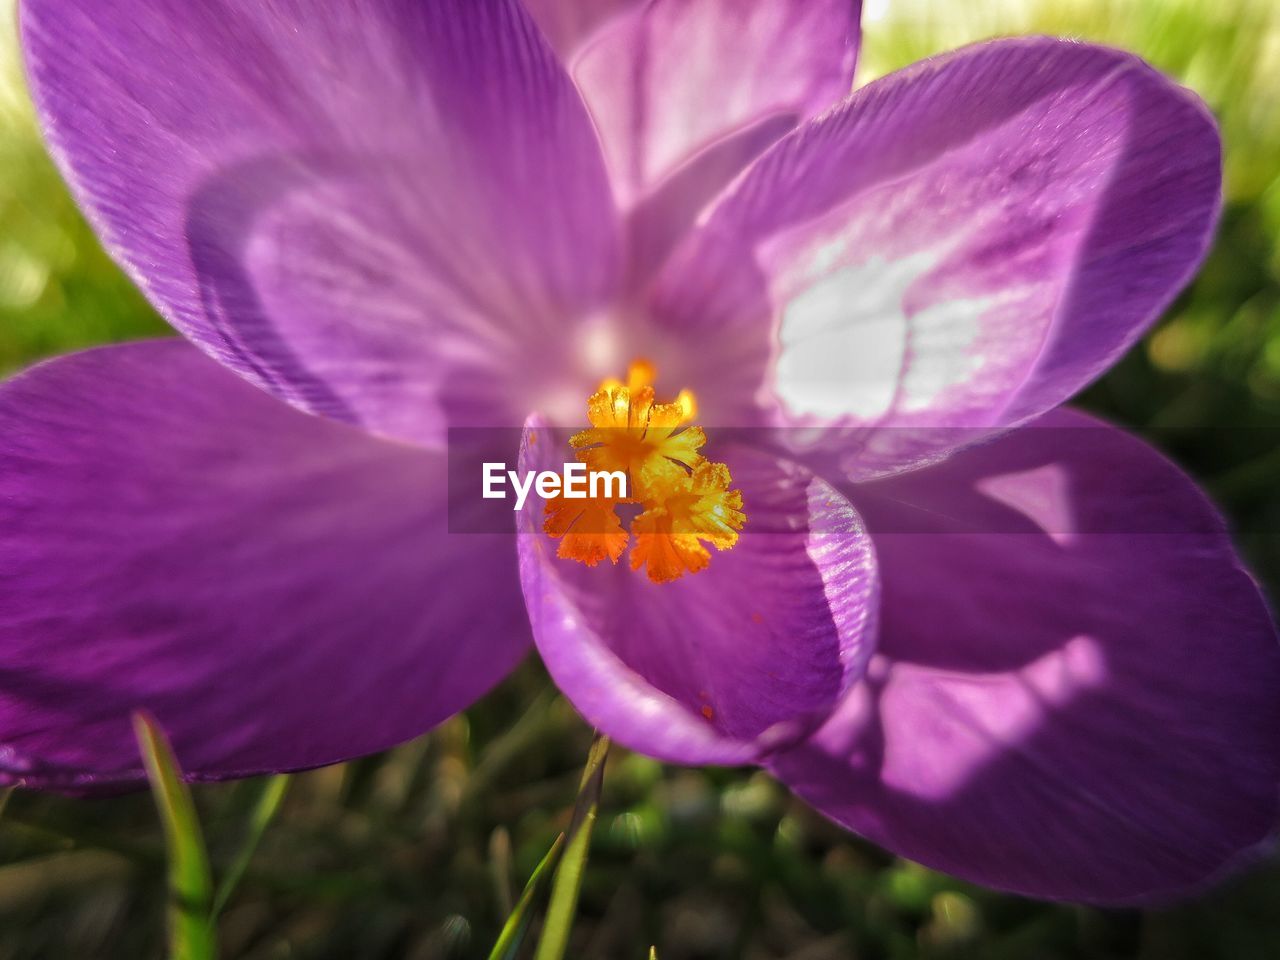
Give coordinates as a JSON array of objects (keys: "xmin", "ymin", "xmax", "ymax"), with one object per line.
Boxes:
[
  {"xmin": 133, "ymin": 712, "xmax": 217, "ymax": 960},
  {"xmin": 487, "ymin": 832, "xmax": 565, "ymax": 960},
  {"xmin": 532, "ymin": 733, "xmax": 610, "ymax": 960},
  {"xmin": 210, "ymin": 774, "xmax": 290, "ymax": 918}
]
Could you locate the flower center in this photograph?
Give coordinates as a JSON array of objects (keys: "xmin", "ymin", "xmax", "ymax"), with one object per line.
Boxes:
[{"xmin": 543, "ymin": 360, "xmax": 746, "ymax": 583}]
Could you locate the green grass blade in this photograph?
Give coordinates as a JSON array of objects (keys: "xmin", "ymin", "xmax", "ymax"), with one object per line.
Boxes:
[
  {"xmin": 533, "ymin": 734, "xmax": 609, "ymax": 960},
  {"xmin": 133, "ymin": 712, "xmax": 217, "ymax": 960},
  {"xmin": 210, "ymin": 774, "xmax": 289, "ymax": 919},
  {"xmin": 487, "ymin": 832, "xmax": 566, "ymax": 960}
]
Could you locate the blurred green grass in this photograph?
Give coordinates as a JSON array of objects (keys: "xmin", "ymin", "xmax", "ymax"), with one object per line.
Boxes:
[
  {"xmin": 0, "ymin": 1, "xmax": 166, "ymax": 371},
  {"xmin": 2, "ymin": 1, "xmax": 1279, "ymax": 958}
]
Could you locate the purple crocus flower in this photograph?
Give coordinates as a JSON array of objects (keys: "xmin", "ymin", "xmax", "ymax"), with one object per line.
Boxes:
[{"xmin": 4, "ymin": 0, "xmax": 1278, "ymax": 904}]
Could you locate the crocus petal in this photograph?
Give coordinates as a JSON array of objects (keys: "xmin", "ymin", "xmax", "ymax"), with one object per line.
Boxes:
[
  {"xmin": 571, "ymin": 0, "xmax": 860, "ymax": 279},
  {"xmin": 517, "ymin": 418, "xmax": 878, "ymax": 765},
  {"xmin": 522, "ymin": 0, "xmax": 640, "ymax": 62},
  {"xmin": 574, "ymin": 0, "xmax": 859, "ymax": 206},
  {"xmin": 0, "ymin": 342, "xmax": 530, "ymax": 789},
  {"xmin": 652, "ymin": 38, "xmax": 1221, "ymax": 476},
  {"xmin": 21, "ymin": 0, "xmax": 621, "ymax": 447},
  {"xmin": 770, "ymin": 409, "xmax": 1280, "ymax": 904}
]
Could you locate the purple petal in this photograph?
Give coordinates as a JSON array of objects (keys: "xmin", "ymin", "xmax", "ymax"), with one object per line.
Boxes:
[
  {"xmin": 770, "ymin": 409, "xmax": 1280, "ymax": 903},
  {"xmin": 652, "ymin": 38, "xmax": 1221, "ymax": 476},
  {"xmin": 0, "ymin": 342, "xmax": 530, "ymax": 790},
  {"xmin": 517, "ymin": 418, "xmax": 878, "ymax": 765},
  {"xmin": 21, "ymin": 0, "xmax": 621, "ymax": 446},
  {"xmin": 571, "ymin": 0, "xmax": 860, "ymax": 279},
  {"xmin": 522, "ymin": 0, "xmax": 640, "ymax": 61}
]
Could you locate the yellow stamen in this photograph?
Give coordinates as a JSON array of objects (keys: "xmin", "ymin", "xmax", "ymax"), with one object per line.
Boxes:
[
  {"xmin": 544, "ymin": 361, "xmax": 746, "ymax": 582},
  {"xmin": 627, "ymin": 358, "xmax": 656, "ymax": 393},
  {"xmin": 570, "ymin": 377, "xmax": 705, "ymax": 502},
  {"xmin": 629, "ymin": 461, "xmax": 746, "ymax": 583},
  {"xmin": 544, "ymin": 494, "xmax": 629, "ymax": 567}
]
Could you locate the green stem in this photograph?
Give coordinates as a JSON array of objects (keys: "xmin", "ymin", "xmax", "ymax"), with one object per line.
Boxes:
[
  {"xmin": 532, "ymin": 734, "xmax": 610, "ymax": 960},
  {"xmin": 487, "ymin": 832, "xmax": 566, "ymax": 960},
  {"xmin": 210, "ymin": 774, "xmax": 290, "ymax": 918},
  {"xmin": 133, "ymin": 712, "xmax": 217, "ymax": 960}
]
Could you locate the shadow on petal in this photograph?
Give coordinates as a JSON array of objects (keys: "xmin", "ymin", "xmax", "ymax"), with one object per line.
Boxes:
[{"xmin": 772, "ymin": 409, "xmax": 1280, "ymax": 904}]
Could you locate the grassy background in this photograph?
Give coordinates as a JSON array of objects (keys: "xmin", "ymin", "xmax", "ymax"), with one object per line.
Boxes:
[{"xmin": 2, "ymin": 1, "xmax": 1279, "ymax": 957}]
